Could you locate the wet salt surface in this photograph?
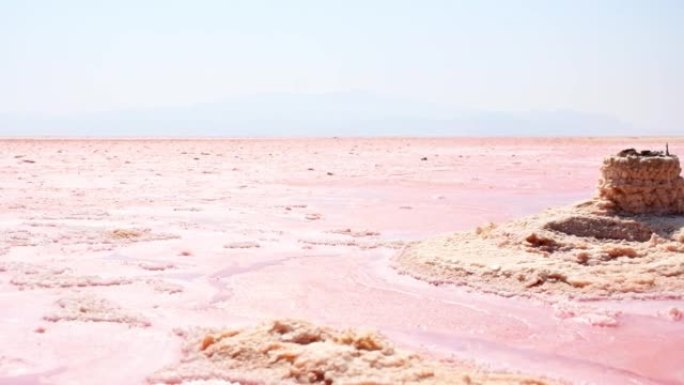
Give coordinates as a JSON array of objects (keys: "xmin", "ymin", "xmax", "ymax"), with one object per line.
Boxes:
[{"xmin": 0, "ymin": 138, "xmax": 683, "ymax": 385}]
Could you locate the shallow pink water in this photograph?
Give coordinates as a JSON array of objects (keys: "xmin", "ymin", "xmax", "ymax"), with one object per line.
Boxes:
[{"xmin": 0, "ymin": 138, "xmax": 683, "ymax": 385}]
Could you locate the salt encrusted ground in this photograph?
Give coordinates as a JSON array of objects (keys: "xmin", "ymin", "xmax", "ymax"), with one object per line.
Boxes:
[
  {"xmin": 0, "ymin": 138, "xmax": 683, "ymax": 385},
  {"xmin": 394, "ymin": 203, "xmax": 684, "ymax": 299},
  {"xmin": 150, "ymin": 319, "xmax": 562, "ymax": 385},
  {"xmin": 394, "ymin": 149, "xmax": 684, "ymax": 299}
]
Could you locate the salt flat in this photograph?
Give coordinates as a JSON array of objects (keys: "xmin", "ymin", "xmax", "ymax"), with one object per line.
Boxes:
[{"xmin": 0, "ymin": 138, "xmax": 682, "ymax": 385}]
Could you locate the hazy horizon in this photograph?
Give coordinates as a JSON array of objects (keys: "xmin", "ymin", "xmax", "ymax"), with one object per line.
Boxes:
[{"xmin": 1, "ymin": 1, "xmax": 682, "ymax": 136}]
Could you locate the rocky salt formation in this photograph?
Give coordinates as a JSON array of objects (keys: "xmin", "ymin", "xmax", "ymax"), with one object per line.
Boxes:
[
  {"xmin": 596, "ymin": 148, "xmax": 684, "ymax": 214},
  {"xmin": 149, "ymin": 319, "xmax": 558, "ymax": 385},
  {"xmin": 394, "ymin": 149, "xmax": 684, "ymax": 298}
]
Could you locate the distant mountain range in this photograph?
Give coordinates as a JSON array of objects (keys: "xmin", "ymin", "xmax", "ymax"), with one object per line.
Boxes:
[{"xmin": 0, "ymin": 92, "xmax": 641, "ymax": 137}]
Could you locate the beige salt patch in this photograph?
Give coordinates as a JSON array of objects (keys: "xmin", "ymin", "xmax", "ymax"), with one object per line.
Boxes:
[
  {"xmin": 146, "ymin": 279, "xmax": 184, "ymax": 294},
  {"xmin": 138, "ymin": 261, "xmax": 176, "ymax": 271},
  {"xmin": 107, "ymin": 228, "xmax": 178, "ymax": 243},
  {"xmin": 327, "ymin": 228, "xmax": 381, "ymax": 237},
  {"xmin": 149, "ymin": 319, "xmax": 558, "ymax": 385},
  {"xmin": 298, "ymin": 236, "xmax": 404, "ymax": 250},
  {"xmin": 0, "ymin": 224, "xmax": 179, "ymax": 257},
  {"xmin": 11, "ymin": 273, "xmax": 131, "ymax": 290},
  {"xmin": 44, "ymin": 294, "xmax": 150, "ymax": 327},
  {"xmin": 298, "ymin": 238, "xmax": 376, "ymax": 249},
  {"xmin": 378, "ymin": 240, "xmax": 406, "ymax": 249},
  {"xmin": 223, "ymin": 241, "xmax": 261, "ymax": 249},
  {"xmin": 304, "ymin": 213, "xmax": 322, "ymax": 221},
  {"xmin": 300, "ymin": 229, "xmax": 396, "ymax": 250},
  {"xmin": 110, "ymin": 228, "xmax": 147, "ymax": 239},
  {"xmin": 3, "ymin": 262, "xmax": 131, "ymax": 290},
  {"xmin": 173, "ymin": 207, "xmax": 203, "ymax": 212}
]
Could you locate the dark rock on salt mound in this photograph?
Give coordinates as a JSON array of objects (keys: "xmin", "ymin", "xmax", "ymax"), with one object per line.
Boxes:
[
  {"xmin": 544, "ymin": 215, "xmax": 655, "ymax": 242},
  {"xmin": 617, "ymin": 148, "xmax": 666, "ymax": 158}
]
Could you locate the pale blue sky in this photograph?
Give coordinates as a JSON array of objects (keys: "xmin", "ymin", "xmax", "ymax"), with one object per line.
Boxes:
[{"xmin": 1, "ymin": 0, "xmax": 682, "ymax": 135}]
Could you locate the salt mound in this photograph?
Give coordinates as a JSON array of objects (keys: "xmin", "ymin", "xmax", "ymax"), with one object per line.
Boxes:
[
  {"xmin": 597, "ymin": 148, "xmax": 684, "ymax": 214},
  {"xmin": 394, "ymin": 149, "xmax": 684, "ymax": 298},
  {"xmin": 149, "ymin": 319, "xmax": 558, "ymax": 385}
]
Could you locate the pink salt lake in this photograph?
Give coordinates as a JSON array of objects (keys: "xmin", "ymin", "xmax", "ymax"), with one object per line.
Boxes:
[{"xmin": 0, "ymin": 138, "xmax": 682, "ymax": 385}]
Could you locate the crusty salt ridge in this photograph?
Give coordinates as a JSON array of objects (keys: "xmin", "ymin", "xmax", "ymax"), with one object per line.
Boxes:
[
  {"xmin": 149, "ymin": 319, "xmax": 560, "ymax": 385},
  {"xmin": 394, "ymin": 149, "xmax": 684, "ymax": 298}
]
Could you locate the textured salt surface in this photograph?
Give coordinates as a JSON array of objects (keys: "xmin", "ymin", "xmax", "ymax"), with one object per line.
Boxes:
[
  {"xmin": 44, "ymin": 294, "xmax": 150, "ymax": 327},
  {"xmin": 2, "ymin": 261, "xmax": 132, "ymax": 289},
  {"xmin": 395, "ymin": 205, "xmax": 684, "ymax": 298},
  {"xmin": 1, "ymin": 138, "xmax": 683, "ymax": 385},
  {"xmin": 151, "ymin": 319, "xmax": 559, "ymax": 385},
  {"xmin": 395, "ymin": 150, "xmax": 684, "ymax": 299}
]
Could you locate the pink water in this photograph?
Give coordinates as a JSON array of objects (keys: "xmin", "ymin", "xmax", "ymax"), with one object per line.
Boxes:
[{"xmin": 0, "ymin": 138, "xmax": 682, "ymax": 385}]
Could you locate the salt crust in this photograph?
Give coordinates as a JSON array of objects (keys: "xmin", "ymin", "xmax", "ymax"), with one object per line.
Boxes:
[
  {"xmin": 150, "ymin": 319, "xmax": 558, "ymax": 385},
  {"xmin": 394, "ymin": 150, "xmax": 684, "ymax": 298}
]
